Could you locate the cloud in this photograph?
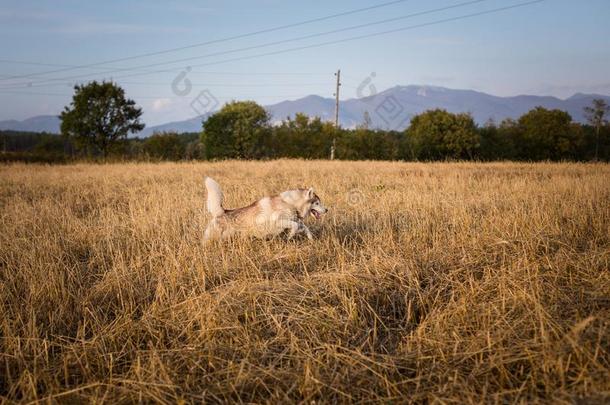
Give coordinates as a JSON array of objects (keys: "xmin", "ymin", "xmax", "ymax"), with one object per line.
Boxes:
[{"xmin": 151, "ymin": 98, "xmax": 172, "ymax": 112}]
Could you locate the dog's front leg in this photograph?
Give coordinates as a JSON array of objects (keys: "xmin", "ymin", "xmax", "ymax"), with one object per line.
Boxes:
[
  {"xmin": 294, "ymin": 220, "xmax": 313, "ymax": 240},
  {"xmin": 286, "ymin": 221, "xmax": 300, "ymax": 239},
  {"xmin": 301, "ymin": 223, "xmax": 314, "ymax": 240}
]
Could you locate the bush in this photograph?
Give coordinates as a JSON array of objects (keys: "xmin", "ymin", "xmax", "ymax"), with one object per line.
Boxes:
[
  {"xmin": 406, "ymin": 109, "xmax": 479, "ymax": 160},
  {"xmin": 201, "ymin": 101, "xmax": 270, "ymax": 159},
  {"xmin": 142, "ymin": 132, "xmax": 185, "ymax": 161},
  {"xmin": 515, "ymin": 107, "xmax": 580, "ymax": 160}
]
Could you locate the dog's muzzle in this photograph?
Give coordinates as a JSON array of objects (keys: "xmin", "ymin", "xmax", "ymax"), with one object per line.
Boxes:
[{"xmin": 310, "ymin": 208, "xmax": 327, "ymax": 219}]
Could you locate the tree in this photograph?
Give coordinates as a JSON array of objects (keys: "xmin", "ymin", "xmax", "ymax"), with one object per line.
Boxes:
[
  {"xmin": 584, "ymin": 99, "xmax": 609, "ymax": 160},
  {"xmin": 201, "ymin": 101, "xmax": 269, "ymax": 159},
  {"xmin": 517, "ymin": 107, "xmax": 577, "ymax": 160},
  {"xmin": 60, "ymin": 81, "xmax": 144, "ymax": 157},
  {"xmin": 477, "ymin": 118, "xmax": 518, "ymax": 160},
  {"xmin": 406, "ymin": 109, "xmax": 479, "ymax": 160},
  {"xmin": 264, "ymin": 113, "xmax": 334, "ymax": 158},
  {"xmin": 185, "ymin": 140, "xmax": 204, "ymax": 160},
  {"xmin": 358, "ymin": 111, "xmax": 373, "ymax": 130},
  {"xmin": 142, "ymin": 132, "xmax": 185, "ymax": 160}
]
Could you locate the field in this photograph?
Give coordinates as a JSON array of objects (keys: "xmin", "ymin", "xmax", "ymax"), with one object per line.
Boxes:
[{"xmin": 1, "ymin": 160, "xmax": 609, "ymax": 403}]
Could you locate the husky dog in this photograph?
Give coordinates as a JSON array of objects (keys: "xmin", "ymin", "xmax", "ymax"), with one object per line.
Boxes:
[{"xmin": 203, "ymin": 177, "xmax": 327, "ymax": 241}]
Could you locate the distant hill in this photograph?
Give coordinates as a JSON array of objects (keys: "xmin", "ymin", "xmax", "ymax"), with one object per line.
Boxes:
[
  {"xmin": 144, "ymin": 86, "xmax": 610, "ymax": 134},
  {"xmin": 139, "ymin": 113, "xmax": 213, "ymax": 137},
  {"xmin": 0, "ymin": 115, "xmax": 61, "ymax": 133},
  {"xmin": 3, "ymin": 86, "xmax": 609, "ymax": 136}
]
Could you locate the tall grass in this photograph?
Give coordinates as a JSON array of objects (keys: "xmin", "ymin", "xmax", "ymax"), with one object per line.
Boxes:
[{"xmin": 1, "ymin": 160, "xmax": 609, "ymax": 403}]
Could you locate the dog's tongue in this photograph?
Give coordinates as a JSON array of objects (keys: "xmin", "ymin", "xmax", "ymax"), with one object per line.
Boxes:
[{"xmin": 312, "ymin": 210, "xmax": 321, "ymax": 219}]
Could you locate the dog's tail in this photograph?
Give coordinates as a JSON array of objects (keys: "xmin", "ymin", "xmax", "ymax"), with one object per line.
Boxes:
[{"xmin": 205, "ymin": 177, "xmax": 224, "ymax": 218}]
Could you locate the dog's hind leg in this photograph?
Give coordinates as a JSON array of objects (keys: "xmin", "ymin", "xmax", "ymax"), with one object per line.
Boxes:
[
  {"xmin": 203, "ymin": 224, "xmax": 215, "ymax": 241},
  {"xmin": 203, "ymin": 218, "xmax": 226, "ymax": 241}
]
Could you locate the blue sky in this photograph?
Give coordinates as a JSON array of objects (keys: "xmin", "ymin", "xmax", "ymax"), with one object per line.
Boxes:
[{"xmin": 0, "ymin": 0, "xmax": 609, "ymax": 125}]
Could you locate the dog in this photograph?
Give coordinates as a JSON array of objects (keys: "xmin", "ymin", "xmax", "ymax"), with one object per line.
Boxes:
[{"xmin": 203, "ymin": 177, "xmax": 328, "ymax": 241}]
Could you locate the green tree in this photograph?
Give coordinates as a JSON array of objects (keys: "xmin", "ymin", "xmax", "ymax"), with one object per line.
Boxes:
[
  {"xmin": 478, "ymin": 118, "xmax": 518, "ymax": 160},
  {"xmin": 406, "ymin": 109, "xmax": 479, "ymax": 160},
  {"xmin": 201, "ymin": 101, "xmax": 269, "ymax": 159},
  {"xmin": 33, "ymin": 134, "xmax": 68, "ymax": 160},
  {"xmin": 338, "ymin": 127, "xmax": 401, "ymax": 160},
  {"xmin": 583, "ymin": 99, "xmax": 609, "ymax": 160},
  {"xmin": 60, "ymin": 81, "xmax": 144, "ymax": 157},
  {"xmin": 142, "ymin": 132, "xmax": 185, "ymax": 160},
  {"xmin": 517, "ymin": 107, "xmax": 577, "ymax": 160},
  {"xmin": 185, "ymin": 140, "xmax": 204, "ymax": 160},
  {"xmin": 265, "ymin": 113, "xmax": 333, "ymax": 158}
]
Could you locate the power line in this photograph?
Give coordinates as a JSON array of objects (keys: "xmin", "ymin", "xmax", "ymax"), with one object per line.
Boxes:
[
  {"xmin": 0, "ymin": 0, "xmax": 546, "ymax": 96},
  {"xmin": 0, "ymin": 0, "xmax": 412, "ymax": 82},
  {"xmin": 104, "ymin": 0, "xmax": 547, "ymax": 82},
  {"xmin": 0, "ymin": 63, "xmax": 331, "ymax": 77},
  {"xmin": 0, "ymin": 61, "xmax": 331, "ymax": 81},
  {"xmin": 2, "ymin": 0, "xmax": 489, "ymax": 88},
  {"xmin": 0, "ymin": 69, "xmax": 334, "ymax": 90},
  {"xmin": 0, "ymin": 81, "xmax": 333, "ymax": 91},
  {"xmin": 0, "ymin": 89, "xmax": 314, "ymax": 100},
  {"xmin": 112, "ymin": 0, "xmax": 488, "ymax": 77},
  {"xmin": 0, "ymin": 59, "xmax": 193, "ymax": 78}
]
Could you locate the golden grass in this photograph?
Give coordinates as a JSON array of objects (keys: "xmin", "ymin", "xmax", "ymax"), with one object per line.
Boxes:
[{"xmin": 0, "ymin": 160, "xmax": 609, "ymax": 404}]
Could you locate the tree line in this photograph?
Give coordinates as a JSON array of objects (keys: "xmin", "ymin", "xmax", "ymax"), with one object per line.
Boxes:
[
  {"xmin": 2, "ymin": 81, "xmax": 609, "ymax": 163},
  {"xmin": 200, "ymin": 100, "xmax": 609, "ymax": 161}
]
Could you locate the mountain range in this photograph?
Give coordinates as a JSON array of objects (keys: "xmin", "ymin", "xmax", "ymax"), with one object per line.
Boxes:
[{"xmin": 1, "ymin": 85, "xmax": 608, "ymax": 136}]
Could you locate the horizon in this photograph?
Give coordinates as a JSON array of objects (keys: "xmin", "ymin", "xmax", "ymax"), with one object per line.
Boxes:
[
  {"xmin": 1, "ymin": 0, "xmax": 610, "ymax": 125},
  {"xmin": 3, "ymin": 83, "xmax": 610, "ymax": 124}
]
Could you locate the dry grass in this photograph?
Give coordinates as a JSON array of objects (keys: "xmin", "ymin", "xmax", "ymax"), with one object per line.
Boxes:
[{"xmin": 0, "ymin": 160, "xmax": 609, "ymax": 404}]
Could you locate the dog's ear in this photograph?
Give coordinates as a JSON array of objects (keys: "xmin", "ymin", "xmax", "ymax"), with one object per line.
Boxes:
[{"xmin": 307, "ymin": 187, "xmax": 315, "ymax": 199}]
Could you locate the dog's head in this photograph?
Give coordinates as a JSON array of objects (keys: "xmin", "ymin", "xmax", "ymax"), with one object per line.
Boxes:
[
  {"xmin": 281, "ymin": 188, "xmax": 328, "ymax": 220},
  {"xmin": 303, "ymin": 187, "xmax": 328, "ymax": 220}
]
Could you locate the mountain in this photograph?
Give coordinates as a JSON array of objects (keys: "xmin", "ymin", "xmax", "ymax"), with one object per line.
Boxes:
[
  {"xmin": 2, "ymin": 86, "xmax": 609, "ymax": 135},
  {"xmin": 332, "ymin": 86, "xmax": 610, "ymax": 129},
  {"xmin": 267, "ymin": 95, "xmax": 336, "ymax": 123},
  {"xmin": 0, "ymin": 115, "xmax": 60, "ymax": 133},
  {"xmin": 131, "ymin": 86, "xmax": 610, "ymax": 135},
  {"xmin": 139, "ymin": 113, "xmax": 212, "ymax": 137}
]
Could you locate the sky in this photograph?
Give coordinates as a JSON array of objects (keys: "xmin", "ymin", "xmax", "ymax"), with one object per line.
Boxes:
[{"xmin": 0, "ymin": 0, "xmax": 609, "ymax": 126}]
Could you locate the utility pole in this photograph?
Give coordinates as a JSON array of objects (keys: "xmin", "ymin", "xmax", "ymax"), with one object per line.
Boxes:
[{"xmin": 330, "ymin": 69, "xmax": 341, "ymax": 160}]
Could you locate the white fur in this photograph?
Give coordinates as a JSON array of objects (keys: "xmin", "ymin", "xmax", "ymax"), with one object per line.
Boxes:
[
  {"xmin": 203, "ymin": 178, "xmax": 327, "ymax": 242},
  {"xmin": 205, "ymin": 177, "xmax": 224, "ymax": 218}
]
